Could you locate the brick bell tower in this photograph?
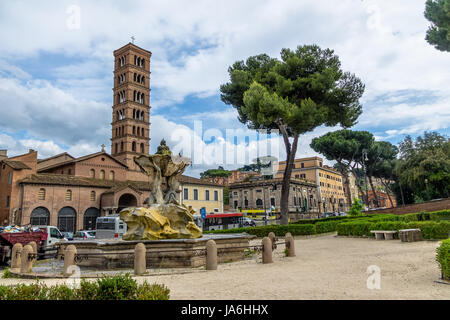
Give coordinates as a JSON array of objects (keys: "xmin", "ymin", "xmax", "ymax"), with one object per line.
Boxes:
[{"xmin": 111, "ymin": 43, "xmax": 151, "ymax": 170}]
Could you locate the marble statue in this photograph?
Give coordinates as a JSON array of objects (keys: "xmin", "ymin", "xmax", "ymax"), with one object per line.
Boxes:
[{"xmin": 120, "ymin": 140, "xmax": 202, "ymax": 240}]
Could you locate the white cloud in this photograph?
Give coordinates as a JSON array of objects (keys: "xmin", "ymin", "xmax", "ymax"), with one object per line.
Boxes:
[{"xmin": 0, "ymin": 0, "xmax": 448, "ymax": 169}]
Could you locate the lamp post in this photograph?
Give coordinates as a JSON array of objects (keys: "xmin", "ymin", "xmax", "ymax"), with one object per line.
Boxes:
[
  {"xmin": 362, "ymin": 149, "xmax": 369, "ymax": 210},
  {"xmin": 424, "ymin": 178, "xmax": 429, "ymax": 201}
]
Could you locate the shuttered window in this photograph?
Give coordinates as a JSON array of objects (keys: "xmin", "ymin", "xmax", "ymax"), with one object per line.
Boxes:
[
  {"xmin": 65, "ymin": 190, "xmax": 72, "ymax": 201},
  {"xmin": 38, "ymin": 188, "xmax": 46, "ymax": 200}
]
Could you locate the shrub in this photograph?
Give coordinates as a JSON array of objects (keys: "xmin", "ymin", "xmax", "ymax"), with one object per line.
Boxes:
[
  {"xmin": 406, "ymin": 221, "xmax": 450, "ymax": 240},
  {"xmin": 348, "ymin": 198, "xmax": 364, "ymax": 216},
  {"xmin": 315, "ymin": 221, "xmax": 339, "ymax": 234},
  {"xmin": 2, "ymin": 268, "xmax": 12, "ymax": 279},
  {"xmin": 337, "ymin": 221, "xmax": 374, "ymax": 237},
  {"xmin": 0, "ymin": 273, "xmax": 170, "ymax": 300},
  {"xmin": 206, "ymin": 224, "xmax": 316, "ymax": 237},
  {"xmin": 436, "ymin": 239, "xmax": 450, "ymax": 281},
  {"xmin": 429, "ymin": 210, "xmax": 450, "ymax": 221}
]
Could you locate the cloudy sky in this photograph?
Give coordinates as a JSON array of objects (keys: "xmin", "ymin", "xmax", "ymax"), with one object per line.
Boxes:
[{"xmin": 0, "ymin": 0, "xmax": 448, "ymax": 177}]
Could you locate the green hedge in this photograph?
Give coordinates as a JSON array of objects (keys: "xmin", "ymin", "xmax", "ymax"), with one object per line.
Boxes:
[
  {"xmin": 336, "ymin": 220, "xmax": 450, "ymax": 240},
  {"xmin": 205, "ymin": 224, "xmax": 316, "ymax": 237},
  {"xmin": 315, "ymin": 221, "xmax": 339, "ymax": 234},
  {"xmin": 437, "ymin": 239, "xmax": 450, "ymax": 281},
  {"xmin": 0, "ymin": 273, "xmax": 170, "ymax": 300}
]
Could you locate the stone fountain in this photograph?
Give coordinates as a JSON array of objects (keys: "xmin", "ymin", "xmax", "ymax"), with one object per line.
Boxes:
[{"xmin": 57, "ymin": 140, "xmax": 255, "ymax": 269}]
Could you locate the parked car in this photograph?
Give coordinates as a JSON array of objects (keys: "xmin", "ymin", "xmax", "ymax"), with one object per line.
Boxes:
[
  {"xmin": 242, "ymin": 217, "xmax": 256, "ymax": 227},
  {"xmin": 73, "ymin": 230, "xmax": 96, "ymax": 240},
  {"xmin": 62, "ymin": 232, "xmax": 74, "ymax": 241}
]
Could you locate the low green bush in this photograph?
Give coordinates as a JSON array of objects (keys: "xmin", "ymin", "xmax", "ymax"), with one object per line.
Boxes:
[
  {"xmin": 406, "ymin": 221, "xmax": 450, "ymax": 240},
  {"xmin": 436, "ymin": 239, "xmax": 450, "ymax": 281},
  {"xmin": 0, "ymin": 273, "xmax": 170, "ymax": 300},
  {"xmin": 336, "ymin": 221, "xmax": 374, "ymax": 237},
  {"xmin": 206, "ymin": 223, "xmax": 316, "ymax": 237},
  {"xmin": 315, "ymin": 221, "xmax": 339, "ymax": 233},
  {"xmin": 429, "ymin": 210, "xmax": 450, "ymax": 221}
]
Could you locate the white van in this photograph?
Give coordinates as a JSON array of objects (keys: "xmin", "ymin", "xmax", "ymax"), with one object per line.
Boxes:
[{"xmin": 95, "ymin": 215, "xmax": 127, "ymax": 239}]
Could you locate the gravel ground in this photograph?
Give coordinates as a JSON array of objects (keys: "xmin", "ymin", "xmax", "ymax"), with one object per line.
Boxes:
[{"xmin": 1, "ymin": 234, "xmax": 448, "ymax": 300}]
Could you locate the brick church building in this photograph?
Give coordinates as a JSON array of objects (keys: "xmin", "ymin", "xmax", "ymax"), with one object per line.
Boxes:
[{"xmin": 0, "ymin": 43, "xmax": 223, "ymax": 233}]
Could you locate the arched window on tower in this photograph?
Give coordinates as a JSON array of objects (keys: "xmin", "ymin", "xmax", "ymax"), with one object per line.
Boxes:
[
  {"xmin": 120, "ymin": 141, "xmax": 124, "ymax": 152},
  {"xmin": 137, "ymin": 127, "xmax": 140, "ymax": 136},
  {"xmin": 133, "ymin": 126, "xmax": 136, "ymax": 135},
  {"xmin": 121, "ymin": 126, "xmax": 125, "ymax": 135},
  {"xmin": 140, "ymin": 111, "xmax": 145, "ymax": 121},
  {"xmin": 133, "ymin": 73, "xmax": 137, "ymax": 82},
  {"xmin": 132, "ymin": 141, "xmax": 136, "ymax": 152},
  {"xmin": 115, "ymin": 143, "xmax": 118, "ymax": 154},
  {"xmin": 141, "ymin": 128, "xmax": 144, "ymax": 137},
  {"xmin": 140, "ymin": 143, "xmax": 144, "ymax": 153},
  {"xmin": 141, "ymin": 76, "xmax": 145, "ymax": 85},
  {"xmin": 141, "ymin": 59, "xmax": 144, "ymax": 68}
]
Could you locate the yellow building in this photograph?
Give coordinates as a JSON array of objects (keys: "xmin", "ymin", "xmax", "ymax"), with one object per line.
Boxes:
[
  {"xmin": 275, "ymin": 156, "xmax": 347, "ymax": 213},
  {"xmin": 179, "ymin": 176, "xmax": 224, "ymax": 214}
]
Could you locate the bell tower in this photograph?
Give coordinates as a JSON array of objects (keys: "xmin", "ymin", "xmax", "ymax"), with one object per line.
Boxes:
[{"xmin": 111, "ymin": 43, "xmax": 151, "ymax": 170}]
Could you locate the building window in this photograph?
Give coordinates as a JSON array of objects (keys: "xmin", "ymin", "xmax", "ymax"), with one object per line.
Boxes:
[
  {"xmin": 271, "ymin": 198, "xmax": 275, "ymax": 206},
  {"xmin": 193, "ymin": 189, "xmax": 198, "ymax": 200},
  {"xmin": 301, "ymin": 162, "xmax": 304, "ymax": 168},
  {"xmin": 8, "ymin": 172, "xmax": 12, "ymax": 184},
  {"xmin": 205, "ymin": 190, "xmax": 210, "ymax": 201},
  {"xmin": 90, "ymin": 191, "xmax": 96, "ymax": 201},
  {"xmin": 89, "ymin": 169, "xmax": 95, "ymax": 179},
  {"xmin": 214, "ymin": 190, "xmax": 219, "ymax": 201},
  {"xmin": 6, "ymin": 196, "xmax": 10, "ymax": 208},
  {"xmin": 65, "ymin": 190, "xmax": 72, "ymax": 201},
  {"xmin": 140, "ymin": 143, "xmax": 144, "ymax": 153},
  {"xmin": 132, "ymin": 141, "xmax": 136, "ymax": 152},
  {"xmin": 184, "ymin": 188, "xmax": 189, "ymax": 200},
  {"xmin": 38, "ymin": 188, "xmax": 46, "ymax": 200},
  {"xmin": 100, "ymin": 170, "xmax": 105, "ymax": 180},
  {"xmin": 109, "ymin": 171, "xmax": 115, "ymax": 181}
]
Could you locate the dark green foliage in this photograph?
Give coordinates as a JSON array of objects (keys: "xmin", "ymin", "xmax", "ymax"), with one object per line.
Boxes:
[
  {"xmin": 424, "ymin": 0, "xmax": 450, "ymax": 52},
  {"xmin": 436, "ymin": 239, "xmax": 450, "ymax": 280},
  {"xmin": 349, "ymin": 198, "xmax": 364, "ymax": 216},
  {"xmin": 220, "ymin": 44, "xmax": 365, "ymax": 224},
  {"xmin": 406, "ymin": 221, "xmax": 450, "ymax": 239},
  {"xmin": 205, "ymin": 224, "xmax": 316, "ymax": 237},
  {"xmin": 0, "ymin": 273, "xmax": 170, "ymax": 300},
  {"xmin": 200, "ymin": 166, "xmax": 231, "ymax": 179},
  {"xmin": 396, "ymin": 132, "xmax": 450, "ymax": 203},
  {"xmin": 315, "ymin": 221, "xmax": 339, "ymax": 233}
]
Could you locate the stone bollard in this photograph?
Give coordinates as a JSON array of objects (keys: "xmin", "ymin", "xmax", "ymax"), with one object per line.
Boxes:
[
  {"xmin": 20, "ymin": 245, "xmax": 33, "ymax": 274},
  {"xmin": 206, "ymin": 240, "xmax": 218, "ymax": 270},
  {"xmin": 285, "ymin": 233, "xmax": 296, "ymax": 257},
  {"xmin": 11, "ymin": 243, "xmax": 23, "ymax": 271},
  {"xmin": 134, "ymin": 243, "xmax": 147, "ymax": 276},
  {"xmin": 262, "ymin": 237, "xmax": 273, "ymax": 264},
  {"xmin": 268, "ymin": 232, "xmax": 277, "ymax": 251},
  {"xmin": 63, "ymin": 245, "xmax": 77, "ymax": 276},
  {"xmin": 28, "ymin": 241, "xmax": 37, "ymax": 264}
]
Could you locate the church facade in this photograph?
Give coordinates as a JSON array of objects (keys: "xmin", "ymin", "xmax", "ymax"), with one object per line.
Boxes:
[{"xmin": 0, "ymin": 43, "xmax": 224, "ymax": 233}]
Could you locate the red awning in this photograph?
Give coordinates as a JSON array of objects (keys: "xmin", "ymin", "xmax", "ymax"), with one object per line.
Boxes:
[{"xmin": 205, "ymin": 213, "xmax": 243, "ymax": 218}]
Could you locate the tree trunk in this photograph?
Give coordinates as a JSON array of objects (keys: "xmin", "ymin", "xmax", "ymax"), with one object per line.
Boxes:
[
  {"xmin": 381, "ymin": 180, "xmax": 394, "ymax": 208},
  {"xmin": 342, "ymin": 170, "xmax": 353, "ymax": 211},
  {"xmin": 351, "ymin": 169, "xmax": 367, "ymax": 204},
  {"xmin": 279, "ymin": 133, "xmax": 299, "ymax": 225},
  {"xmin": 368, "ymin": 175, "xmax": 380, "ymax": 208}
]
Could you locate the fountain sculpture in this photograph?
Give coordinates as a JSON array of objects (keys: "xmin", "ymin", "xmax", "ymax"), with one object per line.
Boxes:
[{"xmin": 119, "ymin": 140, "xmax": 203, "ymax": 240}]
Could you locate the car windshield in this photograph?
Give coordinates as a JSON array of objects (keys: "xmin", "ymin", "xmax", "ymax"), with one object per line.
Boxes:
[{"xmin": 87, "ymin": 231, "xmax": 95, "ymax": 236}]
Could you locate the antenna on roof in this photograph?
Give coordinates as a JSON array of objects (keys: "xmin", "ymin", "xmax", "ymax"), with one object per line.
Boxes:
[{"xmin": 131, "ymin": 36, "xmax": 135, "ymax": 44}]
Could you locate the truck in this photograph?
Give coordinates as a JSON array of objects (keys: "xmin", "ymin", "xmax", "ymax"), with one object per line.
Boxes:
[
  {"xmin": 95, "ymin": 215, "xmax": 127, "ymax": 239},
  {"xmin": 0, "ymin": 225, "xmax": 66, "ymax": 265}
]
